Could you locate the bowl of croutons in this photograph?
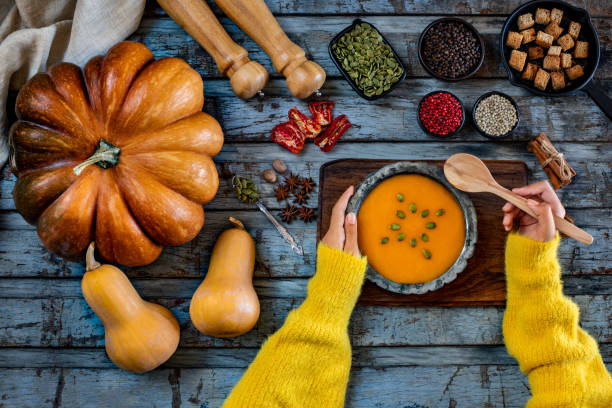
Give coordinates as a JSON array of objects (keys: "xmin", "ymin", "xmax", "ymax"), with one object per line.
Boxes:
[{"xmin": 500, "ymin": 0, "xmax": 600, "ymax": 96}]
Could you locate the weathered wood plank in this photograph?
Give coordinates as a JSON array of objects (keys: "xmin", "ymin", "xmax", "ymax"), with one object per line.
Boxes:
[
  {"xmin": 1, "ymin": 275, "xmax": 611, "ymax": 299},
  {"xmin": 1, "ymin": 344, "xmax": 610, "ymax": 368},
  {"xmin": 130, "ymin": 16, "xmax": 611, "ymax": 80},
  {"xmin": 0, "ymin": 346, "xmax": 510, "ymax": 368},
  {"xmin": 3, "ymin": 142, "xmax": 611, "ymax": 212},
  {"xmin": 0, "ymin": 364, "xmax": 610, "ymax": 407},
  {"xmin": 0, "ymin": 208, "xmax": 608, "ymax": 278},
  {"xmin": 197, "ymin": 82, "xmax": 612, "ymax": 143},
  {"xmin": 144, "ymin": 0, "xmax": 612, "ymax": 18},
  {"xmin": 1, "ymin": 295, "xmax": 609, "ymax": 347}
]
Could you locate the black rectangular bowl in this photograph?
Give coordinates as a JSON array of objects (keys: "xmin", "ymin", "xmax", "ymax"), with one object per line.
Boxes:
[{"xmin": 328, "ymin": 19, "xmax": 407, "ymax": 101}]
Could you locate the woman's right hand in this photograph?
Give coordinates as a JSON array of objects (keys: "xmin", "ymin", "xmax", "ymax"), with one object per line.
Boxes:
[{"xmin": 502, "ymin": 180, "xmax": 566, "ymax": 242}]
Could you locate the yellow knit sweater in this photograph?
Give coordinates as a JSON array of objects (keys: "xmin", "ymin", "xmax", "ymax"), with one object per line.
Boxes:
[
  {"xmin": 223, "ymin": 238, "xmax": 611, "ymax": 407},
  {"xmin": 222, "ymin": 243, "xmax": 367, "ymax": 407},
  {"xmin": 503, "ymin": 233, "xmax": 611, "ymax": 407}
]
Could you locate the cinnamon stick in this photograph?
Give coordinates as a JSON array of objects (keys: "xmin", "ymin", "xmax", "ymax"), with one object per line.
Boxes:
[{"xmin": 527, "ymin": 132, "xmax": 575, "ymax": 190}]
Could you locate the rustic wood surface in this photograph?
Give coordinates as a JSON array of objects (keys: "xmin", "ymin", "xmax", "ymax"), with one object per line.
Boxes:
[
  {"xmin": 0, "ymin": 0, "xmax": 610, "ymax": 406},
  {"xmin": 317, "ymin": 159, "xmax": 528, "ymax": 306}
]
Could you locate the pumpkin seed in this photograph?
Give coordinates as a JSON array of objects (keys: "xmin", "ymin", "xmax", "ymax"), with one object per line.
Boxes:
[
  {"xmin": 410, "ymin": 238, "xmax": 417, "ymax": 247},
  {"xmin": 331, "ymin": 22, "xmax": 403, "ymax": 96},
  {"xmin": 381, "ymin": 237, "xmax": 389, "ymax": 244},
  {"xmin": 421, "ymin": 209, "xmax": 429, "ymax": 218},
  {"xmin": 423, "ymin": 249, "xmax": 432, "ymax": 259},
  {"xmin": 396, "ymin": 210, "xmax": 406, "ymax": 219},
  {"xmin": 390, "ymin": 223, "xmax": 400, "ymax": 231},
  {"xmin": 426, "ymin": 222, "xmax": 436, "ymax": 229},
  {"xmin": 397, "ymin": 233, "xmax": 406, "ymax": 241},
  {"xmin": 397, "ymin": 193, "xmax": 404, "ymax": 202},
  {"xmin": 436, "ymin": 209, "xmax": 445, "ymax": 216},
  {"xmin": 421, "ymin": 233, "xmax": 429, "ymax": 242},
  {"xmin": 410, "ymin": 203, "xmax": 417, "ymax": 213}
]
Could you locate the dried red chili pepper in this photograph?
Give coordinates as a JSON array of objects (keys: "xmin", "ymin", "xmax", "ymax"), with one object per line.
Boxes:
[
  {"xmin": 308, "ymin": 100, "xmax": 334, "ymax": 126},
  {"xmin": 271, "ymin": 121, "xmax": 306, "ymax": 154},
  {"xmin": 288, "ymin": 107, "xmax": 321, "ymax": 139},
  {"xmin": 314, "ymin": 114, "xmax": 351, "ymax": 152}
]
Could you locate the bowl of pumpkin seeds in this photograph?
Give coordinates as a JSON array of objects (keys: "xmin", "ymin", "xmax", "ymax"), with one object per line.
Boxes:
[{"xmin": 329, "ymin": 19, "xmax": 406, "ymax": 100}]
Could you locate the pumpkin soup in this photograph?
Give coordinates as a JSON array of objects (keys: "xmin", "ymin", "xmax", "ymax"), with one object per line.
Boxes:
[{"xmin": 357, "ymin": 174, "xmax": 465, "ymax": 284}]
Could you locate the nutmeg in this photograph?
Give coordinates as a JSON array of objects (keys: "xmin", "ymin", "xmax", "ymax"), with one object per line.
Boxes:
[
  {"xmin": 262, "ymin": 169, "xmax": 277, "ymax": 183},
  {"xmin": 272, "ymin": 159, "xmax": 288, "ymax": 174}
]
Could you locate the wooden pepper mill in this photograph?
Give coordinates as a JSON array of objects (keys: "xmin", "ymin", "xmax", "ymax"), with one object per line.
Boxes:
[
  {"xmin": 215, "ymin": 0, "xmax": 326, "ymax": 99},
  {"xmin": 157, "ymin": 0, "xmax": 268, "ymax": 99}
]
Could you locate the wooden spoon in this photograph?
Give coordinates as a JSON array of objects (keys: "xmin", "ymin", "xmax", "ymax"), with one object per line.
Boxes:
[
  {"xmin": 444, "ymin": 153, "xmax": 593, "ymax": 245},
  {"xmin": 215, "ymin": 0, "xmax": 326, "ymax": 99},
  {"xmin": 157, "ymin": 0, "xmax": 268, "ymax": 99}
]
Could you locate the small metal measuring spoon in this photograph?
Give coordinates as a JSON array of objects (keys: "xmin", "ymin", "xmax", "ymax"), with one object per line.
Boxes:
[{"xmin": 232, "ymin": 176, "xmax": 303, "ymax": 255}]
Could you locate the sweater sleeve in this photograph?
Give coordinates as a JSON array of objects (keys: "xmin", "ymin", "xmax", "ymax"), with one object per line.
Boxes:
[
  {"xmin": 222, "ymin": 243, "xmax": 367, "ymax": 408},
  {"xmin": 503, "ymin": 233, "xmax": 612, "ymax": 408}
]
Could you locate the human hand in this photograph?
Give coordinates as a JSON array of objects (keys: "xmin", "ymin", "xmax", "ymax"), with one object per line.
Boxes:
[
  {"xmin": 502, "ymin": 180, "xmax": 566, "ymax": 242},
  {"xmin": 321, "ymin": 186, "xmax": 360, "ymax": 257}
]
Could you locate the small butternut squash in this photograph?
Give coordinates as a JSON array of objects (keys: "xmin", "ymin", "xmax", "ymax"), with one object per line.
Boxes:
[
  {"xmin": 81, "ymin": 243, "xmax": 180, "ymax": 373},
  {"xmin": 190, "ymin": 217, "xmax": 259, "ymax": 337}
]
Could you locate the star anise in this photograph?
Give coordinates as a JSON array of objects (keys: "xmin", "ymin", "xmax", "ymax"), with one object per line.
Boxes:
[
  {"xmin": 293, "ymin": 190, "xmax": 309, "ymax": 205},
  {"xmin": 298, "ymin": 206, "xmax": 315, "ymax": 222},
  {"xmin": 299, "ymin": 177, "xmax": 316, "ymax": 194},
  {"xmin": 283, "ymin": 172, "xmax": 301, "ymax": 192},
  {"xmin": 274, "ymin": 184, "xmax": 289, "ymax": 202},
  {"xmin": 278, "ymin": 205, "xmax": 298, "ymax": 223}
]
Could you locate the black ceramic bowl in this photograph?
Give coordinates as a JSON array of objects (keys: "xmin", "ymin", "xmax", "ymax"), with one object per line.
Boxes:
[
  {"xmin": 500, "ymin": 0, "xmax": 600, "ymax": 96},
  {"xmin": 417, "ymin": 90, "xmax": 466, "ymax": 138},
  {"xmin": 329, "ymin": 19, "xmax": 406, "ymax": 101},
  {"xmin": 417, "ymin": 17, "xmax": 485, "ymax": 81},
  {"xmin": 471, "ymin": 91, "xmax": 520, "ymax": 139}
]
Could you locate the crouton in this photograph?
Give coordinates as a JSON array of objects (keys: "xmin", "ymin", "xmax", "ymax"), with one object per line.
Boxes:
[
  {"xmin": 543, "ymin": 55, "xmax": 560, "ymax": 71},
  {"xmin": 557, "ymin": 33, "xmax": 575, "ymax": 51},
  {"xmin": 506, "ymin": 31, "xmax": 523, "ymax": 49},
  {"xmin": 536, "ymin": 31, "xmax": 553, "ymax": 48},
  {"xmin": 560, "ymin": 53, "xmax": 572, "ymax": 68},
  {"xmin": 545, "ymin": 23, "xmax": 564, "ymax": 40},
  {"xmin": 566, "ymin": 65, "xmax": 584, "ymax": 80},
  {"xmin": 522, "ymin": 63, "xmax": 538, "ymax": 81},
  {"xmin": 550, "ymin": 8, "xmax": 563, "ymax": 25},
  {"xmin": 518, "ymin": 13, "xmax": 535, "ymax": 30},
  {"xmin": 528, "ymin": 46, "xmax": 545, "ymax": 59},
  {"xmin": 574, "ymin": 41, "xmax": 588, "ymax": 58},
  {"xmin": 550, "ymin": 71, "xmax": 566, "ymax": 90},
  {"xmin": 535, "ymin": 8, "xmax": 551, "ymax": 25},
  {"xmin": 568, "ymin": 21, "xmax": 581, "ymax": 39},
  {"xmin": 534, "ymin": 68, "xmax": 550, "ymax": 91},
  {"xmin": 548, "ymin": 46, "xmax": 562, "ymax": 56},
  {"xmin": 509, "ymin": 49, "xmax": 527, "ymax": 71},
  {"xmin": 521, "ymin": 28, "xmax": 536, "ymax": 44}
]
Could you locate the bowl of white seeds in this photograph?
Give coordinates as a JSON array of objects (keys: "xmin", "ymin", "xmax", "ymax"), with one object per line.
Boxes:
[{"xmin": 472, "ymin": 91, "xmax": 519, "ymax": 139}]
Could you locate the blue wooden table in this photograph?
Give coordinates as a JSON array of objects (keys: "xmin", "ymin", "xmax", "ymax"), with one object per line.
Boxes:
[{"xmin": 0, "ymin": 0, "xmax": 610, "ymax": 406}]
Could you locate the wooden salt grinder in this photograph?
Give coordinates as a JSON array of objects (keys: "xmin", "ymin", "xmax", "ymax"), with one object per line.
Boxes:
[
  {"xmin": 157, "ymin": 0, "xmax": 268, "ymax": 99},
  {"xmin": 215, "ymin": 0, "xmax": 326, "ymax": 99}
]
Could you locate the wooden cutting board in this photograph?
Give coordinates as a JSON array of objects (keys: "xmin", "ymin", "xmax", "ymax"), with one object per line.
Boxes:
[{"xmin": 316, "ymin": 159, "xmax": 528, "ymax": 306}]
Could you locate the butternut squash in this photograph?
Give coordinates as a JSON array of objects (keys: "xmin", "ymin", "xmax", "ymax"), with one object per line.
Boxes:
[
  {"xmin": 190, "ymin": 217, "xmax": 259, "ymax": 337},
  {"xmin": 81, "ymin": 243, "xmax": 180, "ymax": 373}
]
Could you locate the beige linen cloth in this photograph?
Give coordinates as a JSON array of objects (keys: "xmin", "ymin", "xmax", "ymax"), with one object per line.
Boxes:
[{"xmin": 0, "ymin": 0, "xmax": 146, "ymax": 168}]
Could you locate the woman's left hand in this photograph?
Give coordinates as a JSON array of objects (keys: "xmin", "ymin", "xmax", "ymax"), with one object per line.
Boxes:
[{"xmin": 321, "ymin": 186, "xmax": 361, "ymax": 257}]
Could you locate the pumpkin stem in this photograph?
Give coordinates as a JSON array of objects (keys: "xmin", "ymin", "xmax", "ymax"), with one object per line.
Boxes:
[
  {"xmin": 85, "ymin": 242, "xmax": 102, "ymax": 271},
  {"xmin": 73, "ymin": 139, "xmax": 120, "ymax": 176},
  {"xmin": 228, "ymin": 217, "xmax": 245, "ymax": 230}
]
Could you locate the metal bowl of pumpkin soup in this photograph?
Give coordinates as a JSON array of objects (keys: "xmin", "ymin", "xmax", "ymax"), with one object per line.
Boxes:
[{"xmin": 346, "ymin": 161, "xmax": 477, "ymax": 295}]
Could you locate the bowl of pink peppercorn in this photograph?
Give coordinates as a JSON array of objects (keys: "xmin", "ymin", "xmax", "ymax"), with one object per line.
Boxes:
[{"xmin": 417, "ymin": 91, "xmax": 466, "ymax": 137}]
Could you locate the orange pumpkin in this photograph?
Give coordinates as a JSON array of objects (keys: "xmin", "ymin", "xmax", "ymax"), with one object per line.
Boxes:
[{"xmin": 9, "ymin": 41, "xmax": 224, "ymax": 266}]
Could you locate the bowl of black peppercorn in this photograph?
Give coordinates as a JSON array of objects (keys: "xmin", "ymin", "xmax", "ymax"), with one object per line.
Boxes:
[{"xmin": 418, "ymin": 18, "xmax": 485, "ymax": 81}]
